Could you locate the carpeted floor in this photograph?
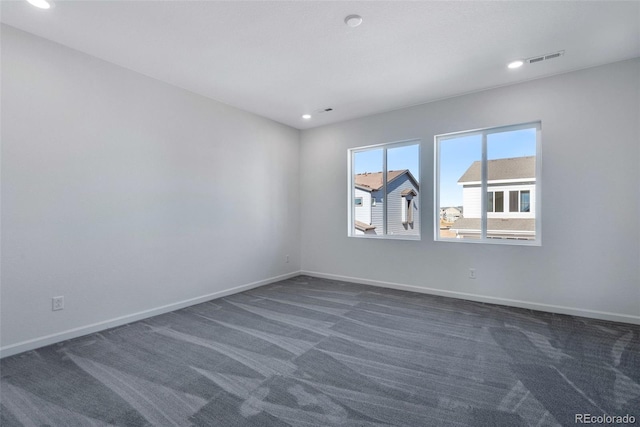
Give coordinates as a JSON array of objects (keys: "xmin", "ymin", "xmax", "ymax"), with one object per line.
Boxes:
[{"xmin": 1, "ymin": 275, "xmax": 639, "ymax": 426}]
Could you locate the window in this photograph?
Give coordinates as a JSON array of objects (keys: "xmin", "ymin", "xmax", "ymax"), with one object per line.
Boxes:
[
  {"xmin": 488, "ymin": 191, "xmax": 504, "ymax": 213},
  {"xmin": 348, "ymin": 140, "xmax": 420, "ymax": 238},
  {"xmin": 401, "ymin": 196, "xmax": 413, "ymax": 224},
  {"xmin": 435, "ymin": 122, "xmax": 540, "ymax": 244},
  {"xmin": 509, "ymin": 190, "xmax": 530, "ymax": 212}
]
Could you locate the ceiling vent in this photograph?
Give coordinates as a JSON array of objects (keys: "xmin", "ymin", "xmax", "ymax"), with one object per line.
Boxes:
[{"xmin": 527, "ymin": 50, "xmax": 564, "ymax": 65}]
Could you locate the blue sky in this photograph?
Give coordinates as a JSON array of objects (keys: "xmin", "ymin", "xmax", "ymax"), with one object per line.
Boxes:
[
  {"xmin": 353, "ymin": 128, "xmax": 536, "ymax": 207},
  {"xmin": 354, "ymin": 144, "xmax": 420, "ymax": 181}
]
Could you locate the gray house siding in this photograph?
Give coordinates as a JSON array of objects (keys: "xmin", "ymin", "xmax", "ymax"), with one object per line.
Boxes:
[
  {"xmin": 353, "ymin": 171, "xmax": 419, "ymax": 236},
  {"xmin": 364, "ymin": 175, "xmax": 420, "ymax": 236},
  {"xmin": 387, "ymin": 176, "xmax": 419, "ymax": 236},
  {"xmin": 371, "ymin": 190, "xmax": 383, "ymax": 235}
]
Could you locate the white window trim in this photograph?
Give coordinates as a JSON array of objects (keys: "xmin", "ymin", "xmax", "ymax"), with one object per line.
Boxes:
[
  {"xmin": 434, "ymin": 121, "xmax": 541, "ymax": 246},
  {"xmin": 348, "ymin": 138, "xmax": 421, "ymax": 240}
]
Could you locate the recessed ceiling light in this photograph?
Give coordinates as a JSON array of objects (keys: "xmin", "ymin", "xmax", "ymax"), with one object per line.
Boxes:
[
  {"xmin": 344, "ymin": 15, "xmax": 363, "ymax": 28},
  {"xmin": 507, "ymin": 60, "xmax": 524, "ymax": 69},
  {"xmin": 302, "ymin": 114, "xmax": 311, "ymax": 120},
  {"xmin": 26, "ymin": 0, "xmax": 51, "ymax": 9}
]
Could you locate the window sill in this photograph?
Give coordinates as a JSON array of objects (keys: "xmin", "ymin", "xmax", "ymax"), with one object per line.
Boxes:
[
  {"xmin": 349, "ymin": 234, "xmax": 421, "ymax": 241},
  {"xmin": 434, "ymin": 237, "xmax": 541, "ymax": 246}
]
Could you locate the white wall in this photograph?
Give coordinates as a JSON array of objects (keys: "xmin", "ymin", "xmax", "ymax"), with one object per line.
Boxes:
[
  {"xmin": 301, "ymin": 59, "xmax": 640, "ymax": 323},
  {"xmin": 0, "ymin": 25, "xmax": 301, "ymax": 355}
]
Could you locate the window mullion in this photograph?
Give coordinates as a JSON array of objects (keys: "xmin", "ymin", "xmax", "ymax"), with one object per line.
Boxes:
[
  {"xmin": 382, "ymin": 147, "xmax": 388, "ymax": 235},
  {"xmin": 481, "ymin": 133, "xmax": 487, "ymax": 240}
]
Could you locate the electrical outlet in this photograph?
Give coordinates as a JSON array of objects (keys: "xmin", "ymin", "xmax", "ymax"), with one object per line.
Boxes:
[
  {"xmin": 52, "ymin": 296, "xmax": 64, "ymax": 311},
  {"xmin": 469, "ymin": 268, "xmax": 476, "ymax": 279},
  {"xmin": 285, "ymin": 255, "xmax": 290, "ymax": 263}
]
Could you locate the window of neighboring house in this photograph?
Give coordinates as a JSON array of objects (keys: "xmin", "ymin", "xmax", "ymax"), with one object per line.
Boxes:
[
  {"xmin": 348, "ymin": 140, "xmax": 420, "ymax": 239},
  {"xmin": 435, "ymin": 122, "xmax": 541, "ymax": 245},
  {"xmin": 402, "ymin": 196, "xmax": 414, "ymax": 224},
  {"xmin": 508, "ymin": 190, "xmax": 531, "ymax": 212},
  {"xmin": 487, "ymin": 191, "xmax": 505, "ymax": 212}
]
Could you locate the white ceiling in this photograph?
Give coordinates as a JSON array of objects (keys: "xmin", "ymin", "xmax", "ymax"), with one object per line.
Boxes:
[{"xmin": 2, "ymin": 1, "xmax": 639, "ymax": 129}]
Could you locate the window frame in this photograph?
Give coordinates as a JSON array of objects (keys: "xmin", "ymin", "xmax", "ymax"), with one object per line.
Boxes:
[
  {"xmin": 434, "ymin": 121, "xmax": 541, "ymax": 246},
  {"xmin": 348, "ymin": 139, "xmax": 421, "ymax": 240}
]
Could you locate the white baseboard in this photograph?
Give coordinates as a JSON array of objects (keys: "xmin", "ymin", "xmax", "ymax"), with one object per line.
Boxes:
[
  {"xmin": 0, "ymin": 271, "xmax": 302, "ymax": 359},
  {"xmin": 301, "ymin": 270, "xmax": 640, "ymax": 325},
  {"xmin": 4, "ymin": 269, "xmax": 637, "ymax": 358}
]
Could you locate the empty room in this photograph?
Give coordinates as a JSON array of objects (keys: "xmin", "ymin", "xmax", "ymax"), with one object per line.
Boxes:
[{"xmin": 1, "ymin": 1, "xmax": 639, "ymax": 426}]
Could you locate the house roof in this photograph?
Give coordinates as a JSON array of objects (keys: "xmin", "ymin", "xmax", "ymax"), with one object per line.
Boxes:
[
  {"xmin": 458, "ymin": 156, "xmax": 535, "ymax": 183},
  {"xmin": 450, "ymin": 218, "xmax": 535, "ymax": 232},
  {"xmin": 442, "ymin": 207, "xmax": 461, "ymax": 213},
  {"xmin": 355, "ymin": 170, "xmax": 419, "ymax": 192},
  {"xmin": 355, "ymin": 221, "xmax": 376, "ymax": 232},
  {"xmin": 401, "ymin": 188, "xmax": 417, "ymax": 196}
]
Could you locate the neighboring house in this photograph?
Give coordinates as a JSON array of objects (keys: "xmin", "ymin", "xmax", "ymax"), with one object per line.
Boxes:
[
  {"xmin": 354, "ymin": 169, "xmax": 419, "ymax": 236},
  {"xmin": 440, "ymin": 207, "xmax": 462, "ymax": 223},
  {"xmin": 450, "ymin": 156, "xmax": 535, "ymax": 240}
]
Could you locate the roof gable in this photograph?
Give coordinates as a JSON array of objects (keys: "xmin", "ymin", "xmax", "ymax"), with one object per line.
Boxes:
[
  {"xmin": 355, "ymin": 169, "xmax": 419, "ymax": 192},
  {"xmin": 458, "ymin": 156, "xmax": 535, "ymax": 183}
]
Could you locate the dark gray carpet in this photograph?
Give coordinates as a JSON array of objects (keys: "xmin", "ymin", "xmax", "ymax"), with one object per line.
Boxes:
[{"xmin": 1, "ymin": 275, "xmax": 639, "ymax": 426}]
